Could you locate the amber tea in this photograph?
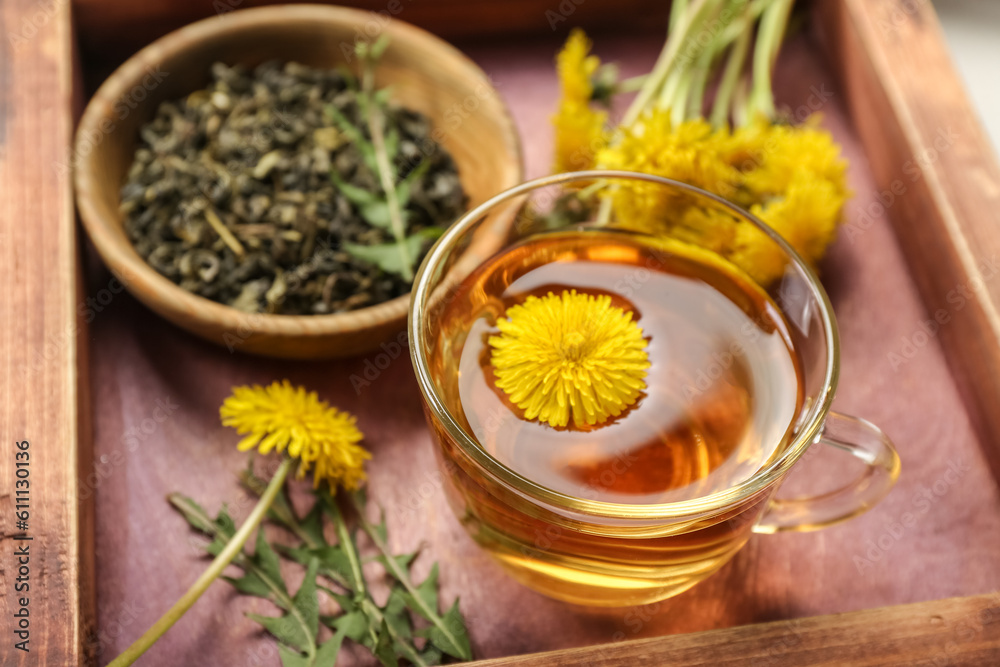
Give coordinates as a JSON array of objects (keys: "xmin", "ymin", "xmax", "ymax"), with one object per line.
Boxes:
[{"xmin": 427, "ymin": 229, "xmax": 804, "ymax": 605}]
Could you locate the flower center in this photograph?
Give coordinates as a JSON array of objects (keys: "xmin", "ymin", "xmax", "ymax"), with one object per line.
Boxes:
[
  {"xmin": 489, "ymin": 290, "xmax": 650, "ymax": 429},
  {"xmin": 561, "ymin": 330, "xmax": 587, "ymax": 361}
]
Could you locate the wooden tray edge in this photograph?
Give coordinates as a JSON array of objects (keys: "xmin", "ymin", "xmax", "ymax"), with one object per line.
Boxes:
[
  {"xmin": 0, "ymin": 1, "xmax": 95, "ymax": 666},
  {"xmin": 816, "ymin": 0, "xmax": 1000, "ymax": 482},
  {"xmin": 468, "ymin": 592, "xmax": 1000, "ymax": 666}
]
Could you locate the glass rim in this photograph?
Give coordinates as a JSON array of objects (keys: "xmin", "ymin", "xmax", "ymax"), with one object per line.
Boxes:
[{"xmin": 408, "ymin": 170, "xmax": 840, "ymax": 521}]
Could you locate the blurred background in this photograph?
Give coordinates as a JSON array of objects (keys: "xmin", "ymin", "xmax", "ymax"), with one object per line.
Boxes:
[
  {"xmin": 71, "ymin": 0, "xmax": 998, "ymax": 150},
  {"xmin": 935, "ymin": 0, "xmax": 999, "ymax": 150}
]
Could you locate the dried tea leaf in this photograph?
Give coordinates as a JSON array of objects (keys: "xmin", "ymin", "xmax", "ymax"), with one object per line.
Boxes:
[{"xmin": 121, "ymin": 58, "xmax": 467, "ymax": 316}]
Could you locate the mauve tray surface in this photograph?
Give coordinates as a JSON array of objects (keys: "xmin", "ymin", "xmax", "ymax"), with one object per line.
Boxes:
[{"xmin": 86, "ymin": 31, "xmax": 1000, "ymax": 667}]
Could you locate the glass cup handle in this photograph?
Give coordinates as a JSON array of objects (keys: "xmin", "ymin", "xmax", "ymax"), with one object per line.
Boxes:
[{"xmin": 753, "ymin": 412, "xmax": 901, "ymax": 534}]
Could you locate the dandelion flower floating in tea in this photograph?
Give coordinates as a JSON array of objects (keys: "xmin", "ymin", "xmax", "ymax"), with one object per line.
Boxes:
[
  {"xmin": 489, "ymin": 290, "xmax": 650, "ymax": 428},
  {"xmin": 221, "ymin": 380, "xmax": 368, "ymax": 490}
]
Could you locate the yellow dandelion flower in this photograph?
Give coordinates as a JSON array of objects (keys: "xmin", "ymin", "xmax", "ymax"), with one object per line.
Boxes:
[
  {"xmin": 220, "ymin": 380, "xmax": 370, "ymax": 491},
  {"xmin": 598, "ymin": 112, "xmax": 740, "ymax": 197},
  {"xmin": 597, "ymin": 112, "xmax": 742, "ymax": 229},
  {"xmin": 727, "ymin": 116, "xmax": 849, "ymax": 203},
  {"xmin": 670, "ymin": 205, "xmax": 740, "ymax": 254},
  {"xmin": 557, "ymin": 28, "xmax": 599, "ymax": 104},
  {"xmin": 553, "ymin": 29, "xmax": 608, "ymax": 172},
  {"xmin": 730, "ymin": 173, "xmax": 845, "ymax": 285},
  {"xmin": 723, "ymin": 118, "xmax": 848, "ymax": 284},
  {"xmin": 554, "ymin": 101, "xmax": 608, "ymax": 172},
  {"xmin": 489, "ymin": 290, "xmax": 650, "ymax": 429}
]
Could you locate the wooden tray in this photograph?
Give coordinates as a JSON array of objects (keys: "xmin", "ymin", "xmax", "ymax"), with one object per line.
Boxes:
[{"xmin": 3, "ymin": 0, "xmax": 1000, "ymax": 664}]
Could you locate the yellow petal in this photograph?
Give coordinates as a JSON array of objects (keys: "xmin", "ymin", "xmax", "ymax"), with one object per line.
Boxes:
[
  {"xmin": 219, "ymin": 380, "xmax": 369, "ymax": 491},
  {"xmin": 490, "ymin": 291, "xmax": 649, "ymax": 429}
]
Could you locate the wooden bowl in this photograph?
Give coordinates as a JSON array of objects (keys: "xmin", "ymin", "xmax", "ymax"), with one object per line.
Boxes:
[{"xmin": 74, "ymin": 4, "xmax": 522, "ymax": 359}]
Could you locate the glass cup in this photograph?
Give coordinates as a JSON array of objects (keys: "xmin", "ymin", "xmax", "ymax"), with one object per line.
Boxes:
[{"xmin": 408, "ymin": 171, "xmax": 900, "ymax": 606}]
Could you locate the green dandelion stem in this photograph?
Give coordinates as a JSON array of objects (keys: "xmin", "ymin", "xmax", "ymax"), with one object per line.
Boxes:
[
  {"xmin": 746, "ymin": 0, "xmax": 794, "ymax": 120},
  {"xmin": 624, "ymin": 0, "xmax": 713, "ymax": 126},
  {"xmin": 106, "ymin": 458, "xmax": 295, "ymax": 667},
  {"xmin": 349, "ymin": 492, "xmax": 473, "ymax": 661},
  {"xmin": 711, "ymin": 26, "xmax": 752, "ymax": 128}
]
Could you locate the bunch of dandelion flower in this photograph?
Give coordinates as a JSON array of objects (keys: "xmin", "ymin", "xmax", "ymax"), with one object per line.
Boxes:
[
  {"xmin": 550, "ymin": 0, "xmax": 851, "ymax": 286},
  {"xmin": 595, "ymin": 113, "xmax": 848, "ymax": 284},
  {"xmin": 489, "ymin": 290, "xmax": 650, "ymax": 429},
  {"xmin": 108, "ymin": 381, "xmax": 369, "ymax": 667}
]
